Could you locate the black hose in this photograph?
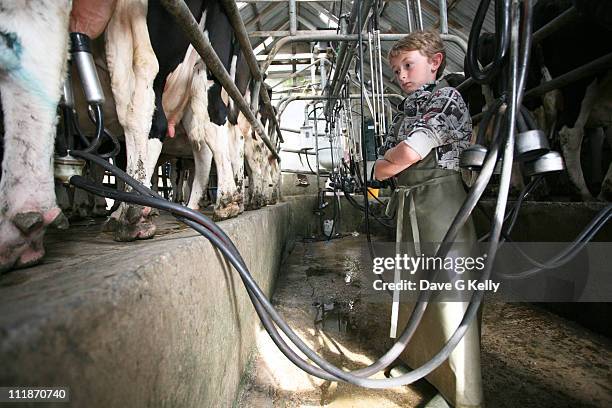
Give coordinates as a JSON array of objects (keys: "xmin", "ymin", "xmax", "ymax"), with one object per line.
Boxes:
[
  {"xmin": 87, "ymin": 104, "xmax": 121, "ymax": 159},
  {"xmin": 68, "ymin": 173, "xmax": 479, "ymax": 387},
  {"xmin": 466, "ymin": 0, "xmax": 512, "ymax": 84},
  {"xmin": 81, "ymin": 103, "xmax": 105, "ymax": 154},
  {"xmin": 62, "ymin": 0, "xmax": 531, "ymax": 390},
  {"xmin": 497, "ymin": 205, "xmax": 612, "ymax": 279}
]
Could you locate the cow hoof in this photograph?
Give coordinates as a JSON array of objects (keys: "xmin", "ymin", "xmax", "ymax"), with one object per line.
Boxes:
[
  {"xmin": 107, "ymin": 205, "xmax": 156, "ymax": 242},
  {"xmin": 213, "ymin": 202, "xmax": 241, "ymax": 221},
  {"xmin": 106, "ymin": 204, "xmax": 157, "ymax": 241},
  {"xmin": 113, "ymin": 220, "xmax": 157, "ymax": 242},
  {"xmin": 0, "ymin": 207, "xmax": 62, "ymax": 273}
]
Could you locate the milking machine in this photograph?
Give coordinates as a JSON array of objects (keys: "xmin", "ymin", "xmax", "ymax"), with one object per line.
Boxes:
[
  {"xmin": 56, "ymin": 0, "xmax": 611, "ymax": 390},
  {"xmin": 54, "ymin": 32, "xmax": 119, "ymax": 187}
]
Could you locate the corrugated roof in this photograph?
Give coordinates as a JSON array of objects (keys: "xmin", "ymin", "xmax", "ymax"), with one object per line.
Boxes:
[{"xmin": 238, "ymin": 0, "xmax": 495, "ymax": 91}]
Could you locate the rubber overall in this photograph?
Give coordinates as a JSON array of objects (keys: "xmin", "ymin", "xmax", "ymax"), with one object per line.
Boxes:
[{"xmin": 386, "ymin": 117, "xmax": 483, "ymax": 407}]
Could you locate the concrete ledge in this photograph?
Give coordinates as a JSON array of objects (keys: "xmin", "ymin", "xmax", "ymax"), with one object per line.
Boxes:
[{"xmin": 0, "ymin": 198, "xmax": 316, "ymax": 407}]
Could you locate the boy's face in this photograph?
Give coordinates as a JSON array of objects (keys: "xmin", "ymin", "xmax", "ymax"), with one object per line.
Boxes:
[{"xmin": 389, "ymin": 49, "xmax": 442, "ymax": 94}]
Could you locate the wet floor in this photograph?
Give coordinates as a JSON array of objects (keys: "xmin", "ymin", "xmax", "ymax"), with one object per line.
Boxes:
[{"xmin": 235, "ymin": 235, "xmax": 612, "ymax": 408}]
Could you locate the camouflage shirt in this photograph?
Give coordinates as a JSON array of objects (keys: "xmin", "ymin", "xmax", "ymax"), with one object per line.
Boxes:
[{"xmin": 385, "ymin": 82, "xmax": 472, "ymax": 171}]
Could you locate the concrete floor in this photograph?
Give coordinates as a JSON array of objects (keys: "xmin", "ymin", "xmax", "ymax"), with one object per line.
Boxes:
[{"xmin": 235, "ymin": 236, "xmax": 612, "ymax": 408}]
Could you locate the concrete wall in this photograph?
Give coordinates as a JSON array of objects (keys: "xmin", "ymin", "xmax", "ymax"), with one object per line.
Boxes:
[{"xmin": 0, "ymin": 198, "xmax": 317, "ymax": 408}]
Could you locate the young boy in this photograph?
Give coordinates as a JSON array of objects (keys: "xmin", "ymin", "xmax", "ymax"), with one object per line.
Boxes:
[
  {"xmin": 375, "ymin": 31, "xmax": 483, "ymax": 408},
  {"xmin": 375, "ymin": 30, "xmax": 472, "ymax": 179}
]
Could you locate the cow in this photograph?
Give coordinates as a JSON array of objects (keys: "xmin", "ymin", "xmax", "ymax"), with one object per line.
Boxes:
[
  {"xmin": 0, "ymin": 0, "xmax": 261, "ymax": 272},
  {"xmin": 159, "ymin": 4, "xmax": 250, "ymax": 221},
  {"xmin": 528, "ymin": 0, "xmax": 612, "ymax": 201},
  {"xmin": 77, "ymin": 0, "xmax": 252, "ymax": 228},
  {"xmin": 464, "ymin": 1, "xmax": 612, "ymax": 201},
  {"xmin": 0, "ymin": 0, "xmax": 113, "ymax": 272}
]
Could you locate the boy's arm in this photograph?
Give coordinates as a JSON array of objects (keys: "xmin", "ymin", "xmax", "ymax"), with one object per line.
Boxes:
[
  {"xmin": 375, "ymin": 87, "xmax": 472, "ymax": 180},
  {"xmin": 374, "ymin": 142, "xmax": 422, "ymax": 180}
]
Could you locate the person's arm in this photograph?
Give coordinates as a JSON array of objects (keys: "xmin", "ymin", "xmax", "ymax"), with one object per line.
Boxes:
[
  {"xmin": 375, "ymin": 87, "xmax": 470, "ymax": 180},
  {"xmin": 374, "ymin": 142, "xmax": 422, "ymax": 180}
]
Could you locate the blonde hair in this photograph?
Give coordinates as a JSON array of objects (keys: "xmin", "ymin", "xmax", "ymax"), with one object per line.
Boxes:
[{"xmin": 388, "ymin": 30, "xmax": 446, "ymax": 79}]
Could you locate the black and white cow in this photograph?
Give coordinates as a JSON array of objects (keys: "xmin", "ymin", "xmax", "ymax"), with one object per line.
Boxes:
[
  {"xmin": 466, "ymin": 0, "xmax": 612, "ymax": 201},
  {"xmin": 527, "ymin": 0, "xmax": 612, "ymax": 201},
  {"xmin": 0, "ymin": 0, "xmax": 109, "ymax": 272},
  {"xmin": 0, "ymin": 0, "xmax": 261, "ymax": 271}
]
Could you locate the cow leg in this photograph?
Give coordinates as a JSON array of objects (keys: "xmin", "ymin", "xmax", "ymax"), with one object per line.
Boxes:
[
  {"xmin": 0, "ymin": 1, "xmax": 71, "ymax": 272},
  {"xmin": 187, "ymin": 143, "xmax": 212, "ymax": 210},
  {"xmin": 206, "ymin": 123, "xmax": 241, "ymax": 219},
  {"xmin": 105, "ymin": 0, "xmax": 159, "ymax": 241},
  {"xmin": 268, "ymin": 157, "xmax": 281, "ymax": 205},
  {"xmin": 244, "ymin": 133, "xmax": 265, "ymax": 210},
  {"xmin": 184, "ymin": 159, "xmax": 195, "ymax": 206},
  {"xmin": 187, "ymin": 63, "xmax": 240, "ymax": 220},
  {"xmin": 228, "ymin": 124, "xmax": 245, "ymax": 213},
  {"xmin": 599, "ymin": 126, "xmax": 612, "ymax": 201},
  {"xmin": 559, "ymin": 79, "xmax": 599, "ymax": 201},
  {"xmin": 182, "ymin": 105, "xmax": 212, "ymax": 210}
]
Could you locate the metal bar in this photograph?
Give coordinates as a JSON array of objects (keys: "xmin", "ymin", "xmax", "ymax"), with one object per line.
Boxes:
[
  {"xmin": 271, "ymin": 58, "xmax": 330, "ymax": 89},
  {"xmin": 281, "ymin": 168, "xmax": 329, "ymax": 176},
  {"xmin": 415, "ymin": 0, "xmax": 424, "ymax": 30},
  {"xmin": 524, "ymin": 51, "xmax": 612, "ymax": 100},
  {"xmin": 219, "ymin": 0, "xmax": 284, "ymax": 144},
  {"xmin": 532, "ymin": 6, "xmax": 577, "ymax": 44},
  {"xmin": 276, "ymin": 93, "xmax": 404, "ymax": 120},
  {"xmin": 281, "ymin": 127, "xmax": 301, "ymax": 134},
  {"xmin": 439, "ymin": 0, "xmax": 448, "ymax": 34},
  {"xmin": 261, "ymin": 33, "xmax": 468, "ymax": 73},
  {"xmin": 327, "ymin": 0, "xmax": 367, "ymax": 103},
  {"xmin": 161, "ymin": 0, "xmax": 280, "ymax": 161},
  {"xmin": 289, "ymin": 0, "xmax": 297, "ymax": 36},
  {"xmin": 281, "ymin": 148, "xmax": 317, "ymax": 155},
  {"xmin": 405, "ymin": 0, "xmax": 414, "ymax": 32},
  {"xmin": 312, "ymin": 102, "xmax": 321, "ymax": 191},
  {"xmin": 329, "ymin": 0, "xmax": 374, "ymax": 103}
]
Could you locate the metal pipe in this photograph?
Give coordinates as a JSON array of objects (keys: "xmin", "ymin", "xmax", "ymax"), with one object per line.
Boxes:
[
  {"xmin": 367, "ymin": 32, "xmax": 378, "ymax": 133},
  {"xmin": 312, "ymin": 103, "xmax": 321, "ymax": 191},
  {"xmin": 415, "ymin": 0, "xmax": 424, "ymax": 30},
  {"xmin": 405, "ymin": 0, "xmax": 414, "ymax": 32},
  {"xmin": 376, "ymin": 30, "xmax": 386, "ymax": 134},
  {"xmin": 281, "ymin": 127, "xmax": 302, "ymax": 134},
  {"xmin": 439, "ymin": 0, "xmax": 448, "ymax": 34},
  {"xmin": 162, "ymin": 0, "xmax": 280, "ymax": 161},
  {"xmin": 262, "ymin": 33, "xmax": 467, "ymax": 74},
  {"xmin": 289, "ymin": 0, "xmax": 297, "ymax": 36},
  {"xmin": 524, "ymin": 51, "xmax": 612, "ymax": 100},
  {"xmin": 327, "ymin": 0, "xmax": 363, "ymax": 104},
  {"xmin": 532, "ymin": 6, "xmax": 577, "ymax": 44},
  {"xmin": 276, "ymin": 93, "xmax": 404, "ymax": 120},
  {"xmin": 281, "ymin": 148, "xmax": 317, "ymax": 155},
  {"xmin": 281, "ymin": 168, "xmax": 329, "ymax": 176},
  {"xmin": 218, "ymin": 0, "xmax": 284, "ymax": 144},
  {"xmin": 271, "ymin": 58, "xmax": 330, "ymax": 89}
]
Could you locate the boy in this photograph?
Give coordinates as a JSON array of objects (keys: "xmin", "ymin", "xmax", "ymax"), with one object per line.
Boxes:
[{"xmin": 374, "ymin": 31, "xmax": 483, "ymax": 408}]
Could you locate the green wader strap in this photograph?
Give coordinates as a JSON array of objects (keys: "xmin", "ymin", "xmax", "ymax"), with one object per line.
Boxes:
[{"xmin": 387, "ymin": 174, "xmax": 453, "ymax": 338}]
